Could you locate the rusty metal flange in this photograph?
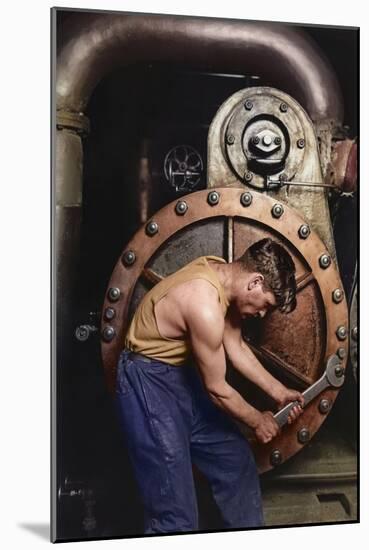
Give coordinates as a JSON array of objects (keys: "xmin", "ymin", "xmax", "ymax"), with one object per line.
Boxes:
[{"xmin": 101, "ymin": 187, "xmax": 348, "ymax": 473}]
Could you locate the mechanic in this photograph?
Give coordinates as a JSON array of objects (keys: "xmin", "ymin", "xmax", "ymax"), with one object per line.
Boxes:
[{"xmin": 114, "ymin": 237, "xmax": 304, "ymax": 534}]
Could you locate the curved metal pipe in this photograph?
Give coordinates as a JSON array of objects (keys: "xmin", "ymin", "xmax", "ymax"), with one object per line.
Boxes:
[{"xmin": 57, "ymin": 12, "xmax": 343, "ymax": 124}]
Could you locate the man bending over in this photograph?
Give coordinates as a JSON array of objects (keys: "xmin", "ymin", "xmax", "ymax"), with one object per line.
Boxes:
[{"xmin": 114, "ymin": 238, "xmax": 304, "ymax": 533}]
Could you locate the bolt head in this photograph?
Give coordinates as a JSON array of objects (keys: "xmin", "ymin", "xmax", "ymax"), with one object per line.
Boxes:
[
  {"xmin": 298, "ymin": 224, "xmax": 310, "ymax": 239},
  {"xmin": 297, "ymin": 138, "xmax": 305, "ymax": 149},
  {"xmin": 336, "ymin": 325, "xmax": 347, "ymax": 341},
  {"xmin": 146, "ymin": 221, "xmax": 159, "ymax": 236},
  {"xmin": 244, "ymin": 100, "xmax": 253, "ymax": 111},
  {"xmin": 226, "ymin": 133, "xmax": 235, "ymax": 145},
  {"xmin": 319, "ymin": 399, "xmax": 331, "ymax": 414},
  {"xmin": 272, "ymin": 203, "xmax": 284, "ymax": 218},
  {"xmin": 252, "ymin": 136, "xmax": 260, "ymax": 145},
  {"xmin": 122, "ymin": 250, "xmax": 136, "ymax": 266},
  {"xmin": 337, "ymin": 347, "xmax": 346, "ymax": 360},
  {"xmin": 104, "ymin": 307, "xmax": 116, "ymax": 321},
  {"xmin": 274, "ymin": 136, "xmax": 282, "ymax": 145},
  {"xmin": 175, "ymin": 200, "xmax": 188, "ymax": 215},
  {"xmin": 351, "ymin": 326, "xmax": 358, "ymax": 341},
  {"xmin": 108, "ymin": 287, "xmax": 121, "ymax": 302},
  {"xmin": 244, "ymin": 171, "xmax": 253, "ymax": 183},
  {"xmin": 319, "ymin": 254, "xmax": 331, "ymax": 269},
  {"xmin": 280, "ymin": 103, "xmax": 288, "ymax": 113},
  {"xmin": 332, "ymin": 288, "xmax": 344, "ymax": 303},
  {"xmin": 279, "ymin": 173, "xmax": 288, "ymax": 183},
  {"xmin": 270, "ymin": 449, "xmax": 282, "ymax": 466},
  {"xmin": 240, "ymin": 192, "xmax": 253, "ymax": 207},
  {"xmin": 297, "ymin": 428, "xmax": 310, "ymax": 444},
  {"xmin": 102, "ymin": 326, "xmax": 115, "ymax": 342},
  {"xmin": 207, "ymin": 191, "xmax": 220, "ymax": 206},
  {"xmin": 335, "ymin": 365, "xmax": 344, "ymax": 378},
  {"xmin": 263, "ymin": 135, "xmax": 272, "ymax": 146}
]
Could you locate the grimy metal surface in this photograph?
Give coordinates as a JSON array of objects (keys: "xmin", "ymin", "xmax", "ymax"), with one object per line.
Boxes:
[
  {"xmin": 208, "ymin": 87, "xmax": 337, "ymax": 259},
  {"xmin": 56, "ymin": 13, "xmax": 343, "ymax": 122},
  {"xmin": 101, "ymin": 187, "xmax": 348, "ymax": 473},
  {"xmin": 328, "ymin": 139, "xmax": 358, "ymax": 193}
]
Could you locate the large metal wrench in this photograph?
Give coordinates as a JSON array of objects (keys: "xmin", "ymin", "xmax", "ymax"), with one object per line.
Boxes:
[{"xmin": 273, "ymin": 355, "xmax": 345, "ymax": 428}]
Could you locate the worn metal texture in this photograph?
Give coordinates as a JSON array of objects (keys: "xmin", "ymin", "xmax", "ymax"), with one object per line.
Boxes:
[
  {"xmin": 208, "ymin": 86, "xmax": 337, "ymax": 259},
  {"xmin": 55, "ymin": 205, "xmax": 82, "ymax": 368},
  {"xmin": 327, "ymin": 139, "xmax": 358, "ymax": 193},
  {"xmin": 261, "ymin": 421, "xmax": 357, "ymax": 524},
  {"xmin": 101, "ymin": 187, "xmax": 348, "ymax": 473},
  {"xmin": 232, "ymin": 218, "xmax": 325, "ymax": 384},
  {"xmin": 57, "ymin": 13, "xmax": 343, "ymax": 123},
  {"xmin": 55, "ymin": 91, "xmax": 86, "ymax": 356},
  {"xmin": 55, "ymin": 128, "xmax": 84, "ymax": 373},
  {"xmin": 56, "ymin": 129, "xmax": 84, "ymax": 206},
  {"xmin": 56, "ymin": 110, "xmax": 90, "ymax": 136}
]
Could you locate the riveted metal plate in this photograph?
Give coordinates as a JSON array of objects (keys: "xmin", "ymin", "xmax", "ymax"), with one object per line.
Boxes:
[{"xmin": 224, "ymin": 89, "xmax": 306, "ymax": 189}]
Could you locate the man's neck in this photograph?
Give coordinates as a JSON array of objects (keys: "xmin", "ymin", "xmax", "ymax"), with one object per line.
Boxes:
[{"xmin": 207, "ymin": 261, "xmax": 238, "ymax": 304}]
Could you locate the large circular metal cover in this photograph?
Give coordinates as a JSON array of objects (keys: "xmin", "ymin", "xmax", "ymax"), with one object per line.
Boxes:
[{"xmin": 101, "ymin": 187, "xmax": 348, "ymax": 473}]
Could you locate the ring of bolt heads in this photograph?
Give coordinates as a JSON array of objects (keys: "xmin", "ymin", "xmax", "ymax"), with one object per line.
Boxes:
[{"xmin": 101, "ymin": 187, "xmax": 348, "ymax": 473}]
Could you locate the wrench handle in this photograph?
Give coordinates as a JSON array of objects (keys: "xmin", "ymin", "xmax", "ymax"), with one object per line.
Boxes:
[{"xmin": 273, "ymin": 375, "xmax": 329, "ymax": 428}]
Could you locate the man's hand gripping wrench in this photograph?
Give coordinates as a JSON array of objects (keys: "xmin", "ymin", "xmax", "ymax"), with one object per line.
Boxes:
[{"xmin": 273, "ymin": 355, "xmax": 345, "ymax": 428}]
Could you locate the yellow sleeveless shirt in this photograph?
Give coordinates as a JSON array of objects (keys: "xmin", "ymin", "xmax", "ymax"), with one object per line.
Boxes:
[{"xmin": 125, "ymin": 255, "xmax": 230, "ymax": 365}]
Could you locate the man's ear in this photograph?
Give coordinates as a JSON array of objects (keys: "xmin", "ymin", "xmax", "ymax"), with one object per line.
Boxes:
[{"xmin": 247, "ymin": 273, "xmax": 264, "ymax": 290}]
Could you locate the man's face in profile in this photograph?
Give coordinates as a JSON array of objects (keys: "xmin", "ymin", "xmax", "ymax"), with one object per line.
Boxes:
[{"xmin": 236, "ymin": 276, "xmax": 277, "ymax": 320}]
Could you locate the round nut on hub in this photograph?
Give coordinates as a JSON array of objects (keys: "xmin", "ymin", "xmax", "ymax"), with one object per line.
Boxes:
[
  {"xmin": 319, "ymin": 254, "xmax": 331, "ymax": 269},
  {"xmin": 270, "ymin": 449, "xmax": 282, "ymax": 466},
  {"xmin": 102, "ymin": 326, "xmax": 116, "ymax": 342},
  {"xmin": 240, "ymin": 192, "xmax": 253, "ymax": 207},
  {"xmin": 122, "ymin": 250, "xmax": 136, "ymax": 266},
  {"xmin": 297, "ymin": 428, "xmax": 310, "ymax": 444},
  {"xmin": 207, "ymin": 191, "xmax": 220, "ymax": 206},
  {"xmin": 335, "ymin": 365, "xmax": 344, "ymax": 378},
  {"xmin": 244, "ymin": 171, "xmax": 253, "ymax": 183},
  {"xmin": 319, "ymin": 399, "xmax": 331, "ymax": 414},
  {"xmin": 332, "ymin": 288, "xmax": 344, "ymax": 303},
  {"xmin": 175, "ymin": 200, "xmax": 188, "ymax": 215},
  {"xmin": 146, "ymin": 221, "xmax": 159, "ymax": 236},
  {"xmin": 298, "ymin": 224, "xmax": 310, "ymax": 239},
  {"xmin": 104, "ymin": 307, "xmax": 116, "ymax": 321},
  {"xmin": 108, "ymin": 287, "xmax": 121, "ymax": 302},
  {"xmin": 272, "ymin": 203, "xmax": 284, "ymax": 218},
  {"xmin": 336, "ymin": 325, "xmax": 347, "ymax": 341}
]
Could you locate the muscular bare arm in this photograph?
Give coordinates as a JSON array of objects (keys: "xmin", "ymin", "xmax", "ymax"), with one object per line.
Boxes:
[
  {"xmin": 184, "ymin": 284, "xmax": 279, "ymax": 443},
  {"xmin": 223, "ymin": 306, "xmax": 304, "ymax": 420}
]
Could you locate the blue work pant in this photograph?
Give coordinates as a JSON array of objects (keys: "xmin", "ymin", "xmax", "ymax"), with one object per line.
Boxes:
[{"xmin": 114, "ymin": 348, "xmax": 264, "ymax": 534}]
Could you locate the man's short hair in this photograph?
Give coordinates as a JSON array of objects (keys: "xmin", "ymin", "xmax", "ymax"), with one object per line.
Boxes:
[{"xmin": 235, "ymin": 238, "xmax": 297, "ymax": 313}]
